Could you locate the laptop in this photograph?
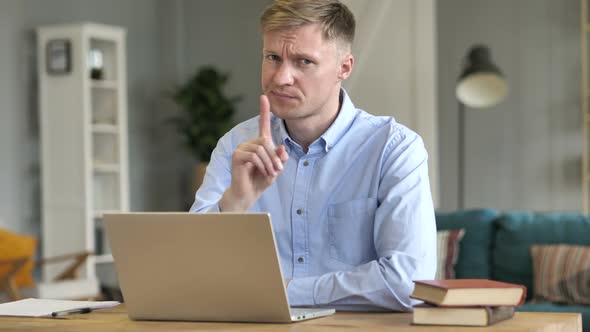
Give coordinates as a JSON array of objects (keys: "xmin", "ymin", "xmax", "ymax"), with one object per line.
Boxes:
[{"xmin": 103, "ymin": 212, "xmax": 335, "ymax": 322}]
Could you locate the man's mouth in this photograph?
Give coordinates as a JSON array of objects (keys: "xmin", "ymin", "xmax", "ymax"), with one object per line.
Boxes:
[{"xmin": 271, "ymin": 90, "xmax": 297, "ymax": 99}]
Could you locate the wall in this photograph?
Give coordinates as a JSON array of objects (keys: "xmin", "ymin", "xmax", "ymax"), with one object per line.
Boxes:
[
  {"xmin": 0, "ymin": 0, "xmax": 274, "ymax": 236},
  {"xmin": 0, "ymin": 0, "xmax": 30, "ymax": 234},
  {"xmin": 5, "ymin": 0, "xmax": 577, "ymax": 240},
  {"xmin": 0, "ymin": 0, "xmax": 183, "ymax": 236},
  {"xmin": 157, "ymin": 0, "xmax": 270, "ymax": 208},
  {"xmin": 342, "ymin": 0, "xmax": 439, "ymax": 204},
  {"xmin": 437, "ymin": 0, "xmax": 581, "ymax": 211},
  {"xmin": 180, "ymin": 0, "xmax": 270, "ymax": 124}
]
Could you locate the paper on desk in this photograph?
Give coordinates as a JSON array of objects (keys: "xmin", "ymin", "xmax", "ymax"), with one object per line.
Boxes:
[{"xmin": 0, "ymin": 298, "xmax": 120, "ymax": 317}]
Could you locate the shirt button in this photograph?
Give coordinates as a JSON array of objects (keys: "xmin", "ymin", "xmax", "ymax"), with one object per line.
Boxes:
[
  {"xmin": 298, "ymin": 257, "xmax": 304, "ymax": 263},
  {"xmin": 303, "ymin": 161, "xmax": 309, "ymax": 166},
  {"xmin": 296, "ymin": 209, "xmax": 303, "ymax": 215}
]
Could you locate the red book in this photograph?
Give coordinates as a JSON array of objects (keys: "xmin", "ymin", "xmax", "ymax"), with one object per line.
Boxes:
[
  {"xmin": 410, "ymin": 279, "xmax": 526, "ymax": 307},
  {"xmin": 412, "ymin": 305, "xmax": 515, "ymax": 326}
]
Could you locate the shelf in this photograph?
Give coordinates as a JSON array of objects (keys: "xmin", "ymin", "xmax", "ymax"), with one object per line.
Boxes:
[
  {"xmin": 91, "ymin": 88, "xmax": 117, "ymax": 125},
  {"xmin": 93, "ymin": 163, "xmax": 120, "ymax": 173},
  {"xmin": 90, "ymin": 39, "xmax": 118, "ymax": 81},
  {"xmin": 92, "ymin": 124, "xmax": 118, "ymax": 134},
  {"xmin": 91, "ymin": 80, "xmax": 117, "ymax": 90},
  {"xmin": 94, "ymin": 254, "xmax": 114, "ymax": 264},
  {"xmin": 93, "ymin": 134, "xmax": 118, "ymax": 164},
  {"xmin": 39, "ymin": 22, "xmax": 128, "ymax": 284}
]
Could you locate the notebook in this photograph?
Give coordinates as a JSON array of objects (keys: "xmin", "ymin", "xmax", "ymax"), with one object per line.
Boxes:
[{"xmin": 104, "ymin": 212, "xmax": 335, "ymax": 323}]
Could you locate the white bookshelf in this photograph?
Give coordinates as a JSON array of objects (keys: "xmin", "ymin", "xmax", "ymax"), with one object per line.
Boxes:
[{"xmin": 37, "ymin": 23, "xmax": 129, "ymax": 282}]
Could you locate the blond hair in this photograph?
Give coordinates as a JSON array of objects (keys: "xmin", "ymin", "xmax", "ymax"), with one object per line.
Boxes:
[{"xmin": 260, "ymin": 0, "xmax": 355, "ymax": 50}]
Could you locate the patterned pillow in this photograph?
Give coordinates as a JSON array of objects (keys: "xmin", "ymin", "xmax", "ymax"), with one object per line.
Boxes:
[
  {"xmin": 530, "ymin": 244, "xmax": 590, "ymax": 304},
  {"xmin": 435, "ymin": 229, "xmax": 465, "ymax": 280}
]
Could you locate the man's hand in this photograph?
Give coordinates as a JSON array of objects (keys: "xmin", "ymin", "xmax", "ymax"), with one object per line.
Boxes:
[{"xmin": 219, "ymin": 95, "xmax": 289, "ymax": 212}]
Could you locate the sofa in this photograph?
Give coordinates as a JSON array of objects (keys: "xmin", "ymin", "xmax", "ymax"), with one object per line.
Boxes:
[{"xmin": 436, "ymin": 209, "xmax": 590, "ymax": 332}]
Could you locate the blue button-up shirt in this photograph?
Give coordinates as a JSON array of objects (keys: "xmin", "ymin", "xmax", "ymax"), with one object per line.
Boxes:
[{"xmin": 190, "ymin": 90, "xmax": 436, "ymax": 311}]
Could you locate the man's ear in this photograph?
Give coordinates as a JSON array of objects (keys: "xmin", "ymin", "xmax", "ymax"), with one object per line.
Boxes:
[{"xmin": 337, "ymin": 53, "xmax": 354, "ymax": 81}]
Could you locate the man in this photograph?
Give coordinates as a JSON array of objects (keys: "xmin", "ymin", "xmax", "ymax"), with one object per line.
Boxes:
[{"xmin": 190, "ymin": 0, "xmax": 436, "ymax": 311}]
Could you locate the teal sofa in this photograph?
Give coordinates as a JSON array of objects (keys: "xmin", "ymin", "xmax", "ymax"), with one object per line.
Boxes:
[{"xmin": 436, "ymin": 209, "xmax": 590, "ymax": 332}]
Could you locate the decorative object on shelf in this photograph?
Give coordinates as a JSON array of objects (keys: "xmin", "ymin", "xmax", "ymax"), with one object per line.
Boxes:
[
  {"xmin": 170, "ymin": 66, "xmax": 242, "ymax": 191},
  {"xmin": 89, "ymin": 49, "xmax": 104, "ymax": 80},
  {"xmin": 455, "ymin": 45, "xmax": 507, "ymax": 209},
  {"xmin": 46, "ymin": 39, "xmax": 71, "ymax": 75}
]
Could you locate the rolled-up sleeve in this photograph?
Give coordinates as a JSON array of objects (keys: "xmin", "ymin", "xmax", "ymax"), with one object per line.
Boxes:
[
  {"xmin": 287, "ymin": 132, "xmax": 437, "ymax": 311},
  {"xmin": 190, "ymin": 133, "xmax": 233, "ymax": 213}
]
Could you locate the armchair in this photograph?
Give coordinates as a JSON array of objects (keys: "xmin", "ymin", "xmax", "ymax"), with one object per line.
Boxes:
[
  {"xmin": 0, "ymin": 250, "xmax": 100, "ymax": 302},
  {"xmin": 0, "ymin": 227, "xmax": 100, "ymax": 303},
  {"xmin": 0, "ymin": 257, "xmax": 28, "ymax": 301}
]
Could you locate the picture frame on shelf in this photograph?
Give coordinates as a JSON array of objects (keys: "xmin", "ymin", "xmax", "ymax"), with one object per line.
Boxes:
[{"xmin": 46, "ymin": 39, "xmax": 71, "ymax": 75}]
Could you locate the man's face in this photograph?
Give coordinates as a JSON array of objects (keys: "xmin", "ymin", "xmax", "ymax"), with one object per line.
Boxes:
[{"xmin": 261, "ymin": 24, "xmax": 352, "ymax": 122}]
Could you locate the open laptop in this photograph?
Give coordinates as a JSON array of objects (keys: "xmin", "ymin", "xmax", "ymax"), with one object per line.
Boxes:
[{"xmin": 103, "ymin": 212, "xmax": 335, "ymax": 323}]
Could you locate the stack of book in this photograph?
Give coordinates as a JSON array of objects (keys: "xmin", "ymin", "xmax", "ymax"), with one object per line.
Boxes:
[{"xmin": 410, "ymin": 279, "xmax": 527, "ymax": 327}]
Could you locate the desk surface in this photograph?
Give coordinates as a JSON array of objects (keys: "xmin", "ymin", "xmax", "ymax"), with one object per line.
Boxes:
[{"xmin": 0, "ymin": 305, "xmax": 581, "ymax": 332}]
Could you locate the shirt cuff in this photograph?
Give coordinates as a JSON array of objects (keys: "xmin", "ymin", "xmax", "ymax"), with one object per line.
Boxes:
[
  {"xmin": 287, "ymin": 276, "xmax": 317, "ymax": 306},
  {"xmin": 206, "ymin": 203, "xmax": 221, "ymax": 212}
]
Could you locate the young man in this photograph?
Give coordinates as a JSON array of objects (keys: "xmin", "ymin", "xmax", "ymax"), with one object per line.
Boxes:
[{"xmin": 190, "ymin": 0, "xmax": 436, "ymax": 311}]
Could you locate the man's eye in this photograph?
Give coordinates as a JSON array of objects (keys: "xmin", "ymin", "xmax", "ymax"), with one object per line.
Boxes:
[
  {"xmin": 300, "ymin": 59, "xmax": 312, "ymax": 65},
  {"xmin": 266, "ymin": 55, "xmax": 280, "ymax": 62}
]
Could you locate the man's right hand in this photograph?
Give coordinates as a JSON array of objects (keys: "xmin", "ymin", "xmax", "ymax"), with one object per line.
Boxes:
[{"xmin": 219, "ymin": 95, "xmax": 289, "ymax": 212}]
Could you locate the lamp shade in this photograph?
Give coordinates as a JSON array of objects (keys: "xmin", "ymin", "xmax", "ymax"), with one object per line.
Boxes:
[{"xmin": 456, "ymin": 45, "xmax": 507, "ymax": 108}]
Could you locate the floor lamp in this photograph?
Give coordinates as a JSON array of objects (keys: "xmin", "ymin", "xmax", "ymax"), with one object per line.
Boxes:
[{"xmin": 456, "ymin": 45, "xmax": 508, "ymax": 209}]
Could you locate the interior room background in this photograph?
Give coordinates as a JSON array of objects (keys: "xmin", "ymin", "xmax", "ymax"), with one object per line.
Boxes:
[{"xmin": 0, "ymin": 0, "xmax": 581, "ymax": 239}]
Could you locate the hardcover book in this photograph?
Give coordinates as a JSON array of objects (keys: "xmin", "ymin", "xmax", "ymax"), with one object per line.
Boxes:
[
  {"xmin": 412, "ymin": 305, "xmax": 515, "ymax": 326},
  {"xmin": 410, "ymin": 279, "xmax": 526, "ymax": 306}
]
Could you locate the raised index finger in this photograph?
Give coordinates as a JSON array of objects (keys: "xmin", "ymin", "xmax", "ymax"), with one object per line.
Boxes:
[{"xmin": 259, "ymin": 94, "xmax": 272, "ymax": 138}]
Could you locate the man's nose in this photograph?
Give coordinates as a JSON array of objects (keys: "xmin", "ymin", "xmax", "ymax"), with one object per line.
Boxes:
[{"xmin": 273, "ymin": 62, "xmax": 294, "ymax": 86}]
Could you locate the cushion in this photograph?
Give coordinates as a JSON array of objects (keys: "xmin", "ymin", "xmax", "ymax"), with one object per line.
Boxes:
[
  {"xmin": 435, "ymin": 229, "xmax": 465, "ymax": 279},
  {"xmin": 0, "ymin": 228, "xmax": 36, "ymax": 287},
  {"xmin": 435, "ymin": 209, "xmax": 499, "ymax": 279},
  {"xmin": 530, "ymin": 244, "xmax": 590, "ymax": 304},
  {"xmin": 493, "ymin": 212, "xmax": 590, "ymax": 300}
]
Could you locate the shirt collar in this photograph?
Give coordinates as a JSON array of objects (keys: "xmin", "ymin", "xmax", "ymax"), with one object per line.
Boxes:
[
  {"xmin": 272, "ymin": 88, "xmax": 357, "ymax": 153},
  {"xmin": 319, "ymin": 89, "xmax": 357, "ymax": 152},
  {"xmin": 273, "ymin": 115, "xmax": 293, "ymax": 151}
]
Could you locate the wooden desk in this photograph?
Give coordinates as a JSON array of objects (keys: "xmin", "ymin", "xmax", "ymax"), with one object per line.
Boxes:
[{"xmin": 0, "ymin": 305, "xmax": 581, "ymax": 332}]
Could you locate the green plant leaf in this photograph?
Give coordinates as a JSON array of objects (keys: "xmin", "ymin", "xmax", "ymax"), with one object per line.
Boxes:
[{"xmin": 168, "ymin": 65, "xmax": 241, "ymax": 162}]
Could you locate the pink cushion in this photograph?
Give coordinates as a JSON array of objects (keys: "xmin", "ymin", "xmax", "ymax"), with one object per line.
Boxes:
[
  {"xmin": 435, "ymin": 229, "xmax": 465, "ymax": 280},
  {"xmin": 530, "ymin": 244, "xmax": 590, "ymax": 304}
]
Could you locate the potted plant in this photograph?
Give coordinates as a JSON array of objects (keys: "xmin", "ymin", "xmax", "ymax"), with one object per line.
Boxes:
[{"xmin": 170, "ymin": 66, "xmax": 242, "ymax": 191}]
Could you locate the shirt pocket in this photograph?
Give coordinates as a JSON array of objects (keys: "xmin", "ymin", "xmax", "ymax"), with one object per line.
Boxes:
[{"xmin": 328, "ymin": 198, "xmax": 378, "ymax": 266}]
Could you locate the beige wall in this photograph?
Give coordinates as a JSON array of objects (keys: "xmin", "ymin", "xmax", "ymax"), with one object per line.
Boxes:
[
  {"xmin": 437, "ymin": 0, "xmax": 581, "ymax": 212},
  {"xmin": 0, "ymin": 0, "xmax": 270, "ymax": 234},
  {"xmin": 342, "ymin": 0, "xmax": 439, "ymax": 205},
  {"xmin": 0, "ymin": 0, "xmax": 167, "ymax": 236}
]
